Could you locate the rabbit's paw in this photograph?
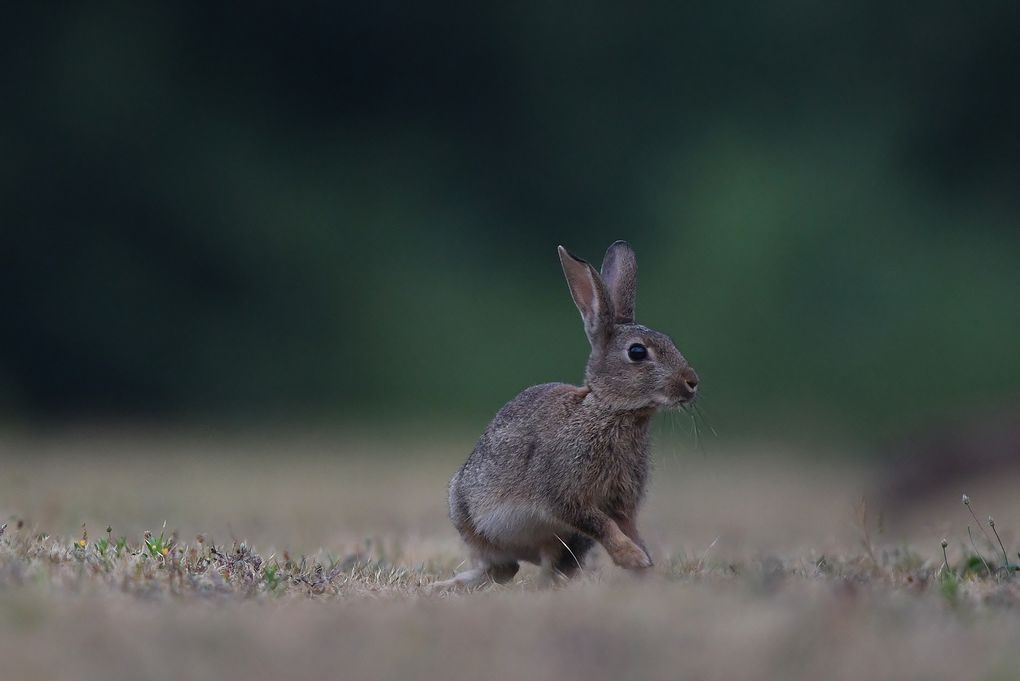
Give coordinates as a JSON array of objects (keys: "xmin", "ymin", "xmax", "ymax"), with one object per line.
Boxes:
[{"xmin": 610, "ymin": 540, "xmax": 653, "ymax": 570}]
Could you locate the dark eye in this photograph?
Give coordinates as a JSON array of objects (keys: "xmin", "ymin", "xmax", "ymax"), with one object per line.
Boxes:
[{"xmin": 627, "ymin": 343, "xmax": 648, "ymax": 362}]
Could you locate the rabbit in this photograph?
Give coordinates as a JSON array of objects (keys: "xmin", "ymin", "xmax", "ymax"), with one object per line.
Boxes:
[{"xmin": 434, "ymin": 241, "xmax": 699, "ymax": 590}]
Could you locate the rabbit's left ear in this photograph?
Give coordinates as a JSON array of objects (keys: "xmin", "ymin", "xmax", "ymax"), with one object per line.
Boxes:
[
  {"xmin": 558, "ymin": 246, "xmax": 615, "ymax": 348},
  {"xmin": 600, "ymin": 240, "xmax": 637, "ymax": 324}
]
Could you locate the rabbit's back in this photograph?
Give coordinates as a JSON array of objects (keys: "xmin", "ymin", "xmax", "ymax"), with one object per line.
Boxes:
[{"xmin": 453, "ymin": 381, "xmax": 588, "ymax": 498}]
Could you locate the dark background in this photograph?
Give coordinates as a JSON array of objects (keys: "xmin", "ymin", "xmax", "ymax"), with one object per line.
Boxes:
[{"xmin": 3, "ymin": 2, "xmax": 1019, "ymax": 441}]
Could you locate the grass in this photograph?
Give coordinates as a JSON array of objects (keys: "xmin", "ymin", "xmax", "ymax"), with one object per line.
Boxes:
[
  {"xmin": 2, "ymin": 518, "xmax": 1014, "ymax": 603},
  {"xmin": 2, "ymin": 429, "xmax": 1020, "ymax": 681}
]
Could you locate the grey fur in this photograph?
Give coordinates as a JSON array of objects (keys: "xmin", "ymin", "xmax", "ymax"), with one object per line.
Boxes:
[{"xmin": 436, "ymin": 242, "xmax": 699, "ymax": 590}]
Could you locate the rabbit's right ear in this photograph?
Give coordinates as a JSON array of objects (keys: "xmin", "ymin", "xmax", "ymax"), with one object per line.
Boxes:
[
  {"xmin": 600, "ymin": 240, "xmax": 637, "ymax": 324},
  {"xmin": 558, "ymin": 246, "xmax": 615, "ymax": 347}
]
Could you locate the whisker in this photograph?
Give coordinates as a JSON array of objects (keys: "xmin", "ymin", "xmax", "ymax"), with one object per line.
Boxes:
[
  {"xmin": 667, "ymin": 409, "xmax": 681, "ymax": 465},
  {"xmin": 690, "ymin": 407, "xmax": 702, "ymax": 453},
  {"xmin": 553, "ymin": 533, "xmax": 583, "ymax": 575},
  {"xmin": 692, "ymin": 401, "xmax": 719, "ymax": 439}
]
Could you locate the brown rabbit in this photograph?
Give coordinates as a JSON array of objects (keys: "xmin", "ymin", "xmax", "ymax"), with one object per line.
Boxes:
[{"xmin": 435, "ymin": 241, "xmax": 699, "ymax": 589}]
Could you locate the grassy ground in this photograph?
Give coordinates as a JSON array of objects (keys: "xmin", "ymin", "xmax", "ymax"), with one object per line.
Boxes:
[{"xmin": 1, "ymin": 428, "xmax": 1019, "ymax": 681}]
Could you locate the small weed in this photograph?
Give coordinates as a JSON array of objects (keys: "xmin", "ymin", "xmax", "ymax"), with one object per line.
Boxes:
[
  {"xmin": 263, "ymin": 562, "xmax": 283, "ymax": 592},
  {"xmin": 854, "ymin": 497, "xmax": 878, "ymax": 565},
  {"xmin": 961, "ymin": 554, "xmax": 990, "ymax": 578},
  {"xmin": 144, "ymin": 526, "xmax": 172, "ymax": 559},
  {"xmin": 75, "ymin": 522, "xmax": 88, "ymax": 551},
  {"xmin": 938, "ymin": 569, "xmax": 959, "ymax": 605},
  {"xmin": 960, "ymin": 493, "xmax": 1015, "ymax": 578},
  {"xmin": 988, "ymin": 516, "xmax": 1012, "ymax": 572}
]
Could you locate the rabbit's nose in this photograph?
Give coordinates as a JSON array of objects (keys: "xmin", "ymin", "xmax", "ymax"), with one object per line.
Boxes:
[{"xmin": 680, "ymin": 368, "xmax": 699, "ymax": 395}]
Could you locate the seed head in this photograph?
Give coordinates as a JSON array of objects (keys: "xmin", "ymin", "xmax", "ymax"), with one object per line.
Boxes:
[
  {"xmin": 940, "ymin": 538, "xmax": 948, "ymax": 548},
  {"xmin": 988, "ymin": 516, "xmax": 996, "ymax": 528},
  {"xmin": 962, "ymin": 494, "xmax": 971, "ymax": 506}
]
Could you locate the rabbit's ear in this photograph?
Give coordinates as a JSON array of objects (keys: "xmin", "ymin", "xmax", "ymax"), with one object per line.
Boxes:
[
  {"xmin": 600, "ymin": 240, "xmax": 637, "ymax": 324},
  {"xmin": 558, "ymin": 246, "xmax": 615, "ymax": 347}
]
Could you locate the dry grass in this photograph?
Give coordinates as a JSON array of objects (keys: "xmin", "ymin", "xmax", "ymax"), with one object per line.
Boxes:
[{"xmin": 1, "ymin": 429, "xmax": 1020, "ymax": 681}]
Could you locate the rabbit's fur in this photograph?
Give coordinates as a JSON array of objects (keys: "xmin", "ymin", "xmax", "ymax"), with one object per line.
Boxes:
[{"xmin": 437, "ymin": 242, "xmax": 698, "ymax": 589}]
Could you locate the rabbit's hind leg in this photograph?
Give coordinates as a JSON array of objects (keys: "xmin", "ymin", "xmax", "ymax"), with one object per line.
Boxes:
[
  {"xmin": 431, "ymin": 556, "xmax": 519, "ymax": 591},
  {"xmin": 432, "ymin": 531, "xmax": 519, "ymax": 591},
  {"xmin": 437, "ymin": 489, "xmax": 521, "ymax": 591}
]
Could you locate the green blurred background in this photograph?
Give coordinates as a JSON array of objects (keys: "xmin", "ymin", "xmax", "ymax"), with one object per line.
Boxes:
[{"xmin": 2, "ymin": 2, "xmax": 1018, "ymax": 440}]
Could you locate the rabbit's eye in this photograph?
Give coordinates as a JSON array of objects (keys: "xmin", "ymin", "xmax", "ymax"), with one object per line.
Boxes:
[{"xmin": 627, "ymin": 344, "xmax": 648, "ymax": 362}]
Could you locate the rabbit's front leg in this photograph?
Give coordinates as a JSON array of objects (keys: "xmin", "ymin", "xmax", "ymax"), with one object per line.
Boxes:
[
  {"xmin": 570, "ymin": 509, "xmax": 652, "ymax": 570},
  {"xmin": 615, "ymin": 514, "xmax": 651, "ymax": 563}
]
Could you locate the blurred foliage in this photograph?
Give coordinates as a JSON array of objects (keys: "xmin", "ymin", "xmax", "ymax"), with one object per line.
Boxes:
[{"xmin": 1, "ymin": 2, "xmax": 1018, "ymax": 437}]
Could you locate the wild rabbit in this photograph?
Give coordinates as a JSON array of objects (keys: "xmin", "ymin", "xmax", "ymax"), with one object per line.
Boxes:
[{"xmin": 436, "ymin": 241, "xmax": 699, "ymax": 589}]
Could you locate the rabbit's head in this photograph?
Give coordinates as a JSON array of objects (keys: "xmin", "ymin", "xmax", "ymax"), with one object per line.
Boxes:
[{"xmin": 558, "ymin": 241, "xmax": 698, "ymax": 412}]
